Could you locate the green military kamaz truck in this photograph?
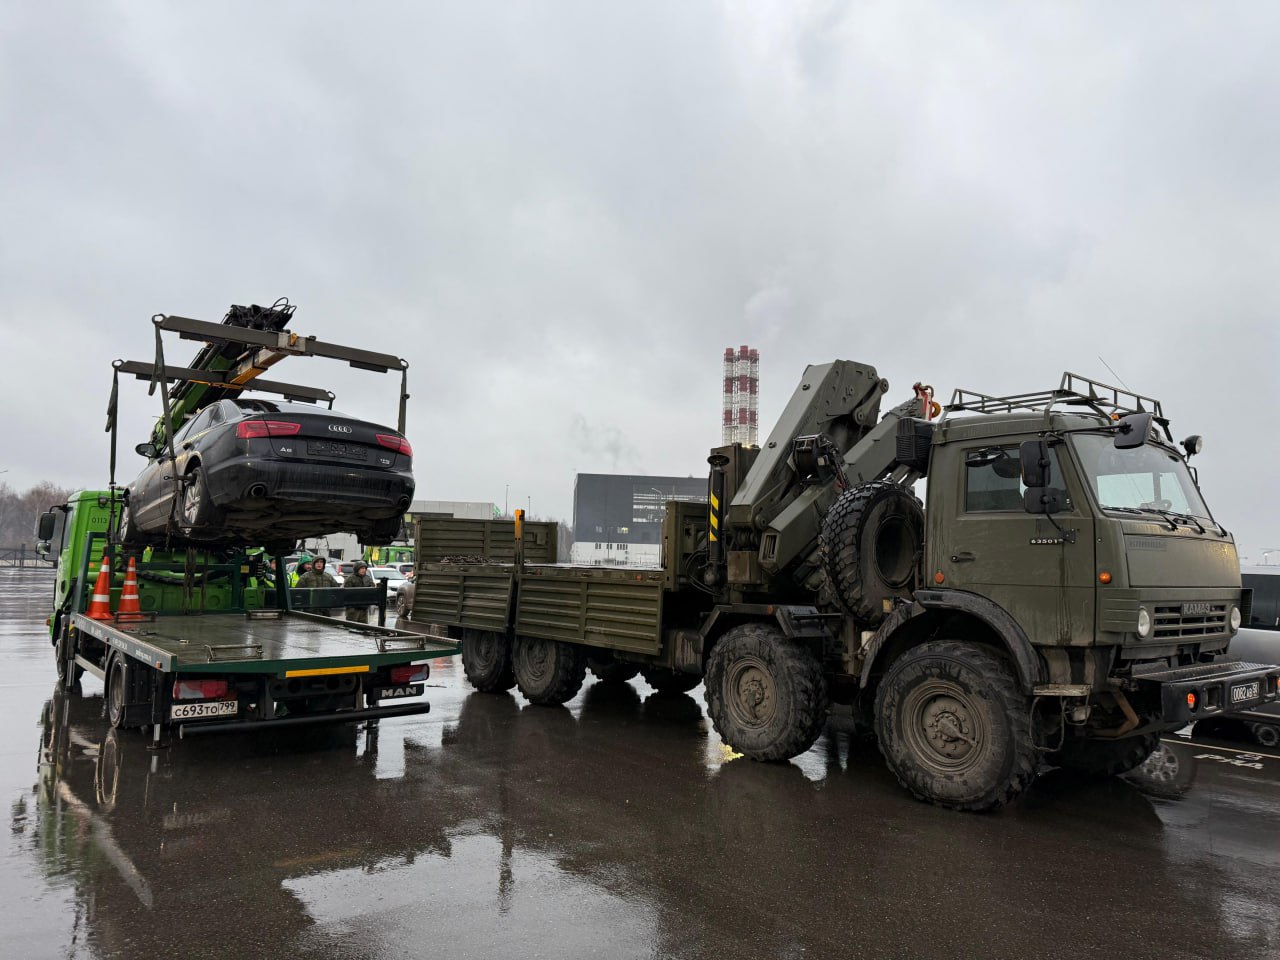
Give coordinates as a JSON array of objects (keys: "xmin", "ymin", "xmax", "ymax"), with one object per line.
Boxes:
[{"xmin": 415, "ymin": 362, "xmax": 1279, "ymax": 810}]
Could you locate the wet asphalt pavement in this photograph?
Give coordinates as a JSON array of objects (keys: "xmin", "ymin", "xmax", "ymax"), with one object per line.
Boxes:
[{"xmin": 3, "ymin": 568, "xmax": 1279, "ymax": 960}]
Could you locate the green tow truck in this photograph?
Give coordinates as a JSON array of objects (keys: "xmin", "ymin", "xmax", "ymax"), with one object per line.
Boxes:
[
  {"xmin": 36, "ymin": 303, "xmax": 457, "ymax": 740},
  {"xmin": 415, "ymin": 362, "xmax": 1279, "ymax": 810}
]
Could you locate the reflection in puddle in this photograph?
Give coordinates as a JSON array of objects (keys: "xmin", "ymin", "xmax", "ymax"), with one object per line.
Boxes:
[{"xmin": 285, "ymin": 834, "xmax": 659, "ymax": 958}]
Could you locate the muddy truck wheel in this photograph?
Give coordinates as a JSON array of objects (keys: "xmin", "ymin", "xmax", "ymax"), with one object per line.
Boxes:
[
  {"xmin": 820, "ymin": 481, "xmax": 924, "ymax": 624},
  {"xmin": 1048, "ymin": 732, "xmax": 1160, "ymax": 777},
  {"xmin": 875, "ymin": 640, "xmax": 1036, "ymax": 811},
  {"xmin": 640, "ymin": 667, "xmax": 701, "ymax": 694},
  {"xmin": 461, "ymin": 629, "xmax": 517, "ymax": 693},
  {"xmin": 588, "ymin": 658, "xmax": 641, "ymax": 683},
  {"xmin": 704, "ymin": 623, "xmax": 827, "ymax": 761},
  {"xmin": 513, "ymin": 636, "xmax": 587, "ymax": 705}
]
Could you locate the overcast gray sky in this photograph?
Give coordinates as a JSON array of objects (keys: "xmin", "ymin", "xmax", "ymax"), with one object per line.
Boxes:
[{"xmin": 2, "ymin": 2, "xmax": 1278, "ymax": 559}]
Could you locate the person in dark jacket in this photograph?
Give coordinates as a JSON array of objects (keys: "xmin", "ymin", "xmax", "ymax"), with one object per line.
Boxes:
[
  {"xmin": 343, "ymin": 561, "xmax": 376, "ymax": 623},
  {"xmin": 296, "ymin": 556, "xmax": 339, "ymax": 615}
]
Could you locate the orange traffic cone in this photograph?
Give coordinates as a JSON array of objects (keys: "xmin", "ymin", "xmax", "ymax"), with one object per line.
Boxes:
[
  {"xmin": 86, "ymin": 552, "xmax": 114, "ymax": 621},
  {"xmin": 117, "ymin": 556, "xmax": 143, "ymax": 621}
]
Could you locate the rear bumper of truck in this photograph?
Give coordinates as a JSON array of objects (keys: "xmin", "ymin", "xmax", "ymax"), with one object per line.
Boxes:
[
  {"xmin": 1133, "ymin": 661, "xmax": 1280, "ymax": 725},
  {"xmin": 177, "ymin": 700, "xmax": 430, "ymax": 737}
]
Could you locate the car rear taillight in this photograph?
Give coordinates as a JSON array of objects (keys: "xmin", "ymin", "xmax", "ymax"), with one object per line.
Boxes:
[
  {"xmin": 173, "ymin": 679, "xmax": 230, "ymax": 700},
  {"xmin": 390, "ymin": 664, "xmax": 428, "ymax": 684},
  {"xmin": 236, "ymin": 420, "xmax": 302, "ymax": 439},
  {"xmin": 376, "ymin": 434, "xmax": 413, "ymax": 457}
]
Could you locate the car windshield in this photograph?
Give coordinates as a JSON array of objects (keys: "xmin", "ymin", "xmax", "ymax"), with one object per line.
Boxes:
[{"xmin": 1070, "ymin": 434, "xmax": 1212, "ymax": 520}]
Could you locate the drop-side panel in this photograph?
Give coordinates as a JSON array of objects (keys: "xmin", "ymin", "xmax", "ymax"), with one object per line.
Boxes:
[
  {"xmin": 414, "ymin": 564, "xmax": 514, "ymax": 633},
  {"xmin": 515, "ymin": 567, "xmax": 663, "ymax": 655},
  {"xmin": 415, "ymin": 518, "xmax": 558, "ymax": 564}
]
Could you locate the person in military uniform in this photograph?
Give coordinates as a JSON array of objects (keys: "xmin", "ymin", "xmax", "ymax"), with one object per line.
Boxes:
[
  {"xmin": 343, "ymin": 561, "xmax": 376, "ymax": 623},
  {"xmin": 296, "ymin": 556, "xmax": 339, "ymax": 615}
]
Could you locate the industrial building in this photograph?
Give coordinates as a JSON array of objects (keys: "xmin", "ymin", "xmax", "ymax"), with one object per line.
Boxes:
[{"xmin": 570, "ymin": 473, "xmax": 706, "ymax": 567}]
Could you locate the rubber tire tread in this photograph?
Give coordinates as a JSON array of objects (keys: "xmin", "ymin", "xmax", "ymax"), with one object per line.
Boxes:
[
  {"xmin": 106, "ymin": 655, "xmax": 127, "ymax": 729},
  {"xmin": 640, "ymin": 668, "xmax": 701, "ymax": 694},
  {"xmin": 820, "ymin": 481, "xmax": 924, "ymax": 624},
  {"xmin": 514, "ymin": 637, "xmax": 587, "ymax": 705},
  {"xmin": 704, "ymin": 622, "xmax": 828, "ymax": 762},
  {"xmin": 874, "ymin": 640, "xmax": 1036, "ymax": 812},
  {"xmin": 1047, "ymin": 732, "xmax": 1160, "ymax": 777},
  {"xmin": 461, "ymin": 629, "xmax": 517, "ymax": 693},
  {"xmin": 588, "ymin": 659, "xmax": 641, "ymax": 683}
]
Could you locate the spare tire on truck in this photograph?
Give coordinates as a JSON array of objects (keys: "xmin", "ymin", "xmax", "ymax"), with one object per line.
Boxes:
[{"xmin": 820, "ymin": 481, "xmax": 924, "ymax": 625}]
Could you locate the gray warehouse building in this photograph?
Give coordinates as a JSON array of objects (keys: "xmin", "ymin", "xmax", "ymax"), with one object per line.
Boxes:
[{"xmin": 571, "ymin": 473, "xmax": 707, "ymax": 566}]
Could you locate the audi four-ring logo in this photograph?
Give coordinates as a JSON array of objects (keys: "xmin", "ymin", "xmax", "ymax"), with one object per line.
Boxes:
[{"xmin": 328, "ymin": 424, "xmax": 353, "ymax": 433}]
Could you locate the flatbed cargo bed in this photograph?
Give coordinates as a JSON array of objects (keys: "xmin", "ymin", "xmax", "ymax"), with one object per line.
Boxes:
[{"xmin": 72, "ymin": 610, "xmax": 457, "ymax": 674}]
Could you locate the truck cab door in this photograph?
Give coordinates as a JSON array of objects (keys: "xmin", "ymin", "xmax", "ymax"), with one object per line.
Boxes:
[{"xmin": 930, "ymin": 442, "xmax": 1095, "ymax": 646}]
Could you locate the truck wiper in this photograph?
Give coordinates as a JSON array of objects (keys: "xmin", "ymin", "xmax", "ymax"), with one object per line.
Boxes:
[{"xmin": 1150, "ymin": 509, "xmax": 1205, "ymax": 534}]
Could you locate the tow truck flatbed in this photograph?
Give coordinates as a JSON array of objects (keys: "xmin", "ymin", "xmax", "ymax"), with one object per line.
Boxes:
[{"xmin": 71, "ymin": 610, "xmax": 457, "ymax": 676}]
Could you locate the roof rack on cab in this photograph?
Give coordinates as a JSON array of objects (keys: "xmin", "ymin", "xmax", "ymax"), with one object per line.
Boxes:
[{"xmin": 943, "ymin": 372, "xmax": 1172, "ymax": 442}]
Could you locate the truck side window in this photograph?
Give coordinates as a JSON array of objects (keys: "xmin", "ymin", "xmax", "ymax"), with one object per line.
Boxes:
[{"xmin": 965, "ymin": 445, "xmax": 1070, "ymax": 512}]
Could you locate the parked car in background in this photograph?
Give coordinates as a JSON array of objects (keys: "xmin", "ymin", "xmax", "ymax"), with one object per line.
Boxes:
[
  {"xmin": 121, "ymin": 398, "xmax": 414, "ymax": 551},
  {"xmin": 368, "ymin": 565, "xmax": 406, "ymax": 602},
  {"xmin": 396, "ymin": 570, "xmax": 415, "ymax": 620}
]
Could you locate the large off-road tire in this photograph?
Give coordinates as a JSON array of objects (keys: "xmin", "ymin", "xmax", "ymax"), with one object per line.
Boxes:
[
  {"xmin": 640, "ymin": 667, "xmax": 702, "ymax": 694},
  {"xmin": 513, "ymin": 635, "xmax": 587, "ymax": 705},
  {"xmin": 820, "ymin": 481, "xmax": 924, "ymax": 624},
  {"xmin": 704, "ymin": 623, "xmax": 828, "ymax": 761},
  {"xmin": 460, "ymin": 628, "xmax": 517, "ymax": 693},
  {"xmin": 1048, "ymin": 731, "xmax": 1160, "ymax": 777},
  {"xmin": 874, "ymin": 640, "xmax": 1036, "ymax": 811},
  {"xmin": 588, "ymin": 658, "xmax": 641, "ymax": 683}
]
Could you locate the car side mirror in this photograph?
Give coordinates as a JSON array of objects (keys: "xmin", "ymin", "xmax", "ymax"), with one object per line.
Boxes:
[
  {"xmin": 135, "ymin": 441, "xmax": 160, "ymax": 459},
  {"xmin": 1019, "ymin": 440, "xmax": 1050, "ymax": 488},
  {"xmin": 34, "ymin": 511, "xmax": 56, "ymax": 540},
  {"xmin": 36, "ymin": 540, "xmax": 52, "ymax": 558},
  {"xmin": 1114, "ymin": 412, "xmax": 1153, "ymax": 449}
]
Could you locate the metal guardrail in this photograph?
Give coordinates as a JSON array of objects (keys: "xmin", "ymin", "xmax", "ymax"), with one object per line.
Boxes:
[{"xmin": 0, "ymin": 545, "xmax": 46, "ymax": 568}]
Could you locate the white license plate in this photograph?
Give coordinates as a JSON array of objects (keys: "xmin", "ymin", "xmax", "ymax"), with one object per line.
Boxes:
[
  {"xmin": 1230, "ymin": 681, "xmax": 1260, "ymax": 704},
  {"xmin": 170, "ymin": 699, "xmax": 239, "ymax": 720}
]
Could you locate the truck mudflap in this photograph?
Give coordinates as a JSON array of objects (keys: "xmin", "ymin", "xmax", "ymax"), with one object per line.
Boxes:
[
  {"xmin": 1133, "ymin": 661, "xmax": 1280, "ymax": 725},
  {"xmin": 177, "ymin": 701, "xmax": 430, "ymax": 737}
]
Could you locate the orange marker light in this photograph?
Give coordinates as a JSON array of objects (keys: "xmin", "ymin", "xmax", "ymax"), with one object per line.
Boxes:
[
  {"xmin": 1098, "ymin": 571, "xmax": 1112, "ymax": 584},
  {"xmin": 934, "ymin": 571, "xmax": 945, "ymax": 584},
  {"xmin": 1186, "ymin": 692, "xmax": 1197, "ymax": 710}
]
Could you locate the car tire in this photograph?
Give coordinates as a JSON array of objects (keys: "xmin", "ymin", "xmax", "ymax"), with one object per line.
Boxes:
[
  {"xmin": 875, "ymin": 640, "xmax": 1036, "ymax": 811},
  {"xmin": 105, "ymin": 655, "xmax": 128, "ymax": 729},
  {"xmin": 461, "ymin": 629, "xmax": 517, "ymax": 693},
  {"xmin": 180, "ymin": 465, "xmax": 216, "ymax": 535},
  {"xmin": 512, "ymin": 635, "xmax": 586, "ymax": 705}
]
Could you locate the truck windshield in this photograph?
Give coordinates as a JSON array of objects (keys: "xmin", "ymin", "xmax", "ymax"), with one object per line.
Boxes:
[{"xmin": 1071, "ymin": 434, "xmax": 1211, "ymax": 520}]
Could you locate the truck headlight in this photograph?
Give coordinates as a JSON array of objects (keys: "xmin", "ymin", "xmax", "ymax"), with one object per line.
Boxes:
[
  {"xmin": 1137, "ymin": 606, "xmax": 1151, "ymax": 638},
  {"xmin": 1230, "ymin": 606, "xmax": 1241, "ymax": 632}
]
